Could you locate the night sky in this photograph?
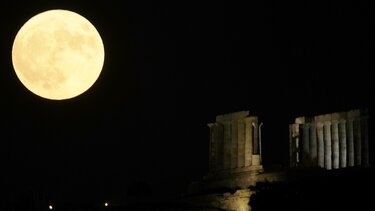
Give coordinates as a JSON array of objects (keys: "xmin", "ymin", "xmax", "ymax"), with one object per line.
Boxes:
[{"xmin": 0, "ymin": 0, "xmax": 374, "ymax": 206}]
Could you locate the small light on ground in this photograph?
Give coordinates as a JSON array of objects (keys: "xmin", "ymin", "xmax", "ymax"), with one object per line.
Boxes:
[
  {"xmin": 49, "ymin": 205, "xmax": 53, "ymax": 210},
  {"xmin": 105, "ymin": 202, "xmax": 108, "ymax": 207}
]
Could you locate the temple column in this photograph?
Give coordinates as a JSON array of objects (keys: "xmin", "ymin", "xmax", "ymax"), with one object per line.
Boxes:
[
  {"xmin": 237, "ymin": 119, "xmax": 245, "ymax": 167},
  {"xmin": 252, "ymin": 121, "xmax": 260, "ymax": 165},
  {"xmin": 223, "ymin": 121, "xmax": 231, "ymax": 169},
  {"xmin": 317, "ymin": 122, "xmax": 324, "ymax": 168},
  {"xmin": 289, "ymin": 124, "xmax": 299, "ymax": 167},
  {"xmin": 347, "ymin": 119, "xmax": 355, "ymax": 167},
  {"xmin": 231, "ymin": 120, "xmax": 238, "ymax": 169},
  {"xmin": 338, "ymin": 120, "xmax": 347, "ymax": 168},
  {"xmin": 309, "ymin": 123, "xmax": 317, "ymax": 166},
  {"xmin": 301, "ymin": 124, "xmax": 310, "ymax": 165},
  {"xmin": 216, "ymin": 123, "xmax": 224, "ymax": 170},
  {"xmin": 324, "ymin": 121, "xmax": 332, "ymax": 170},
  {"xmin": 253, "ymin": 122, "xmax": 259, "ymax": 154},
  {"xmin": 245, "ymin": 118, "xmax": 253, "ymax": 166},
  {"xmin": 354, "ymin": 118, "xmax": 362, "ymax": 166},
  {"xmin": 332, "ymin": 120, "xmax": 339, "ymax": 169},
  {"xmin": 295, "ymin": 125, "xmax": 300, "ymax": 165}
]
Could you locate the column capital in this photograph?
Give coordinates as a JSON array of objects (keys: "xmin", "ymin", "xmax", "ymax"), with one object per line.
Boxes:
[
  {"xmin": 316, "ymin": 122, "xmax": 324, "ymax": 127},
  {"xmin": 324, "ymin": 121, "xmax": 332, "ymax": 126},
  {"xmin": 346, "ymin": 118, "xmax": 355, "ymax": 122},
  {"xmin": 339, "ymin": 119, "xmax": 347, "ymax": 124},
  {"xmin": 331, "ymin": 120, "xmax": 339, "ymax": 124}
]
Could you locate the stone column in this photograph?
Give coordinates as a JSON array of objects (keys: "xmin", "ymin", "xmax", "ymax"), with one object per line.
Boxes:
[
  {"xmin": 354, "ymin": 118, "xmax": 362, "ymax": 166},
  {"xmin": 361, "ymin": 117, "xmax": 370, "ymax": 167},
  {"xmin": 309, "ymin": 123, "xmax": 317, "ymax": 166},
  {"xmin": 347, "ymin": 119, "xmax": 355, "ymax": 167},
  {"xmin": 324, "ymin": 121, "xmax": 332, "ymax": 170},
  {"xmin": 338, "ymin": 120, "xmax": 347, "ymax": 168},
  {"xmin": 253, "ymin": 122, "xmax": 259, "ymax": 154},
  {"xmin": 245, "ymin": 118, "xmax": 253, "ymax": 166},
  {"xmin": 216, "ymin": 123, "xmax": 224, "ymax": 169},
  {"xmin": 295, "ymin": 124, "xmax": 300, "ymax": 165},
  {"xmin": 237, "ymin": 119, "xmax": 245, "ymax": 168},
  {"xmin": 231, "ymin": 120, "xmax": 238, "ymax": 169},
  {"xmin": 317, "ymin": 122, "xmax": 324, "ymax": 168},
  {"xmin": 259, "ymin": 123, "xmax": 263, "ymax": 164},
  {"xmin": 252, "ymin": 121, "xmax": 260, "ymax": 165},
  {"xmin": 223, "ymin": 121, "xmax": 231, "ymax": 169},
  {"xmin": 331, "ymin": 120, "xmax": 340, "ymax": 169},
  {"xmin": 289, "ymin": 124, "xmax": 297, "ymax": 167},
  {"xmin": 301, "ymin": 124, "xmax": 310, "ymax": 165}
]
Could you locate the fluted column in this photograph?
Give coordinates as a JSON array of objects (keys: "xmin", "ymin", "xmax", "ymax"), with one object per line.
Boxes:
[
  {"xmin": 216, "ymin": 123, "xmax": 224, "ymax": 170},
  {"xmin": 324, "ymin": 121, "xmax": 332, "ymax": 170},
  {"xmin": 253, "ymin": 122, "xmax": 259, "ymax": 154},
  {"xmin": 354, "ymin": 118, "xmax": 362, "ymax": 166},
  {"xmin": 338, "ymin": 120, "xmax": 347, "ymax": 168},
  {"xmin": 231, "ymin": 120, "xmax": 238, "ymax": 169},
  {"xmin": 289, "ymin": 125, "xmax": 293, "ymax": 167},
  {"xmin": 251, "ymin": 121, "xmax": 260, "ymax": 166},
  {"xmin": 245, "ymin": 119, "xmax": 253, "ymax": 166},
  {"xmin": 347, "ymin": 119, "xmax": 355, "ymax": 167},
  {"xmin": 301, "ymin": 124, "xmax": 310, "ymax": 165},
  {"xmin": 289, "ymin": 124, "xmax": 299, "ymax": 167},
  {"xmin": 317, "ymin": 122, "xmax": 324, "ymax": 168},
  {"xmin": 223, "ymin": 121, "xmax": 231, "ymax": 169},
  {"xmin": 309, "ymin": 123, "xmax": 317, "ymax": 165},
  {"xmin": 237, "ymin": 119, "xmax": 245, "ymax": 167},
  {"xmin": 332, "ymin": 120, "xmax": 339, "ymax": 169}
]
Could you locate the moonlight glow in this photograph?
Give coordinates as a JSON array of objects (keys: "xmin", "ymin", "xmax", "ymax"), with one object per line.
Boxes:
[{"xmin": 12, "ymin": 9, "xmax": 105, "ymax": 100}]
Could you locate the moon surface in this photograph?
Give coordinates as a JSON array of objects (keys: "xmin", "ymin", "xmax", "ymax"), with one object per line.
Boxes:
[{"xmin": 12, "ymin": 9, "xmax": 105, "ymax": 100}]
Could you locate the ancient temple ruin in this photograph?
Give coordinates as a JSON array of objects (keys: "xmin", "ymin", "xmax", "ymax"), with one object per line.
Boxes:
[
  {"xmin": 207, "ymin": 111, "xmax": 263, "ymax": 179},
  {"xmin": 186, "ymin": 111, "xmax": 283, "ymax": 211},
  {"xmin": 289, "ymin": 109, "xmax": 370, "ymax": 169},
  {"xmin": 185, "ymin": 109, "xmax": 370, "ymax": 211}
]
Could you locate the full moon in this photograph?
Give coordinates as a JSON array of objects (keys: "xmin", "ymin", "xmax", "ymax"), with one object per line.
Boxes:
[{"xmin": 12, "ymin": 9, "xmax": 105, "ymax": 100}]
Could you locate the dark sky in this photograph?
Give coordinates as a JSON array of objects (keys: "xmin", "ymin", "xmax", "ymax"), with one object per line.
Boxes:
[{"xmin": 0, "ymin": 0, "xmax": 373, "ymax": 206}]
